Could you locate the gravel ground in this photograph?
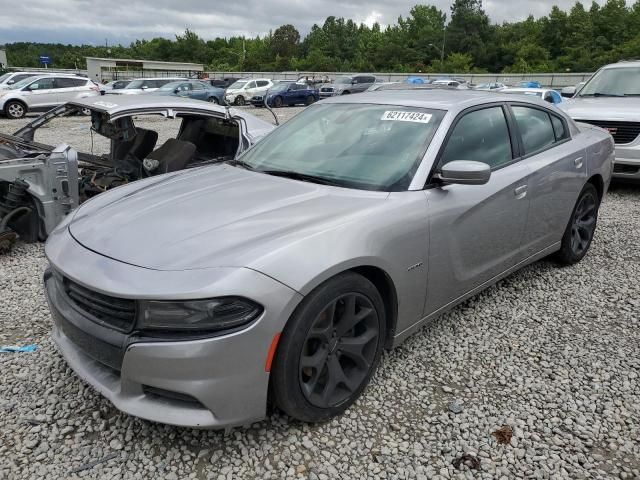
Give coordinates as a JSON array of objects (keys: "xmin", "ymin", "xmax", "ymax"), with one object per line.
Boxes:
[{"xmin": 1, "ymin": 106, "xmax": 640, "ymax": 479}]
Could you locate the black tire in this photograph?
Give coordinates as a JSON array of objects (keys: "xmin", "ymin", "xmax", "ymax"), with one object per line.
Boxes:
[
  {"xmin": 234, "ymin": 96, "xmax": 245, "ymax": 106},
  {"xmin": 207, "ymin": 96, "xmax": 219, "ymax": 104},
  {"xmin": 555, "ymin": 183, "xmax": 600, "ymax": 265},
  {"xmin": 273, "ymin": 96, "xmax": 283, "ymax": 108},
  {"xmin": 5, "ymin": 101, "xmax": 27, "ymax": 119},
  {"xmin": 305, "ymin": 95, "xmax": 316, "ymax": 106},
  {"xmin": 342, "ymin": 90, "xmax": 351, "ymax": 95},
  {"xmin": 271, "ymin": 272, "xmax": 386, "ymax": 423}
]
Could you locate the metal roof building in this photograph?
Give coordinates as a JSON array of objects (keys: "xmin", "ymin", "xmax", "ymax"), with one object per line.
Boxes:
[{"xmin": 86, "ymin": 57, "xmax": 204, "ymax": 82}]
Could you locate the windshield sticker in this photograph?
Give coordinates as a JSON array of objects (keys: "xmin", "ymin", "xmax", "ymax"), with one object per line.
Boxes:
[
  {"xmin": 93, "ymin": 101, "xmax": 118, "ymax": 109},
  {"xmin": 381, "ymin": 111, "xmax": 432, "ymax": 123}
]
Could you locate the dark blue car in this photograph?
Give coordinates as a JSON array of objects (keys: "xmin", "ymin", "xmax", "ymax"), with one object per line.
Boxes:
[{"xmin": 251, "ymin": 82, "xmax": 318, "ymax": 107}]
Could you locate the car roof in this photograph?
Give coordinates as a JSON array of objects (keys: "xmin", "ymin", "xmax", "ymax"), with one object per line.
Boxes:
[
  {"xmin": 607, "ymin": 60, "xmax": 640, "ymax": 68},
  {"xmin": 502, "ymin": 87, "xmax": 553, "ymax": 93},
  {"xmin": 26, "ymin": 74, "xmax": 88, "ymax": 81},
  {"xmin": 321, "ymin": 88, "xmax": 555, "ymax": 112}
]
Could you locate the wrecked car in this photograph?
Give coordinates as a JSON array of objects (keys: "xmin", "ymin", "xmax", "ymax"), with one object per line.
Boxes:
[{"xmin": 0, "ymin": 95, "xmax": 274, "ymax": 252}]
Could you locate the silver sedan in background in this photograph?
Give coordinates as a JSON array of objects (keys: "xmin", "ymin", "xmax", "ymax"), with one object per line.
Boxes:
[{"xmin": 44, "ymin": 90, "xmax": 614, "ymax": 428}]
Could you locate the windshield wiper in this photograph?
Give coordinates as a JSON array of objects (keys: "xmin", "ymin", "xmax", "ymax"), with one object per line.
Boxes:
[
  {"xmin": 225, "ymin": 159, "xmax": 258, "ymax": 171},
  {"xmin": 260, "ymin": 169, "xmax": 344, "ymax": 186},
  {"xmin": 580, "ymin": 92, "xmax": 624, "ymax": 97}
]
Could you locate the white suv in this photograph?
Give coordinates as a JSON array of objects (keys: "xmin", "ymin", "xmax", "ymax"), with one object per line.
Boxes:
[
  {"xmin": 225, "ymin": 78, "xmax": 273, "ymax": 106},
  {"xmin": 0, "ymin": 75, "xmax": 100, "ymax": 119}
]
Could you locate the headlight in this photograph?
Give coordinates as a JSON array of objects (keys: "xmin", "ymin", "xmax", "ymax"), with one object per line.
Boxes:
[{"xmin": 139, "ymin": 297, "xmax": 262, "ymax": 332}]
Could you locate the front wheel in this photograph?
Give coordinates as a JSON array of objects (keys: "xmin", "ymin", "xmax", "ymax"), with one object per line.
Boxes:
[
  {"xmin": 555, "ymin": 183, "xmax": 600, "ymax": 265},
  {"xmin": 273, "ymin": 96, "xmax": 283, "ymax": 108},
  {"xmin": 271, "ymin": 272, "xmax": 386, "ymax": 423},
  {"xmin": 234, "ymin": 96, "xmax": 245, "ymax": 106},
  {"xmin": 5, "ymin": 101, "xmax": 26, "ymax": 119}
]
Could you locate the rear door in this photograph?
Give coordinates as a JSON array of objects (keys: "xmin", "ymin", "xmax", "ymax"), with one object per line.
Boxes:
[
  {"xmin": 509, "ymin": 103, "xmax": 587, "ymax": 255},
  {"xmin": 424, "ymin": 104, "xmax": 532, "ymax": 314},
  {"xmin": 23, "ymin": 77, "xmax": 58, "ymax": 109},
  {"xmin": 54, "ymin": 77, "xmax": 88, "ymax": 103},
  {"xmin": 191, "ymin": 82, "xmax": 207, "ymax": 100}
]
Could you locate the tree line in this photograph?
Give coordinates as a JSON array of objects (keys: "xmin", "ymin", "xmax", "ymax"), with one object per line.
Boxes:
[{"xmin": 2, "ymin": 0, "xmax": 640, "ymax": 74}]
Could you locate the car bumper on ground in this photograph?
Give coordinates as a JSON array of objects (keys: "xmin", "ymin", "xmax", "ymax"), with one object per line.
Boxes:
[{"xmin": 44, "ymin": 228, "xmax": 302, "ymax": 428}]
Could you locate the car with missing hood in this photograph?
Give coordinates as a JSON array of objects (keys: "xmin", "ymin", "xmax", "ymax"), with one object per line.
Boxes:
[
  {"xmin": 43, "ymin": 89, "xmax": 612, "ymax": 428},
  {"xmin": 559, "ymin": 60, "xmax": 640, "ymax": 181},
  {"xmin": 0, "ymin": 95, "xmax": 273, "ymax": 252}
]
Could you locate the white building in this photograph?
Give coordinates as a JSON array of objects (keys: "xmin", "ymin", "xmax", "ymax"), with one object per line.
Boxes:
[
  {"xmin": 86, "ymin": 57, "xmax": 204, "ymax": 82},
  {"xmin": 0, "ymin": 49, "xmax": 7, "ymax": 69}
]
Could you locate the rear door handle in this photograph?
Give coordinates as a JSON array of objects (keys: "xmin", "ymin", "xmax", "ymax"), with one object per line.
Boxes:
[
  {"xmin": 514, "ymin": 185, "xmax": 527, "ymax": 199},
  {"xmin": 574, "ymin": 157, "xmax": 584, "ymax": 168}
]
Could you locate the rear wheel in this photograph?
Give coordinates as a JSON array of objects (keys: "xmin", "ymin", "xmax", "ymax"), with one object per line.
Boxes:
[
  {"xmin": 555, "ymin": 183, "xmax": 600, "ymax": 264},
  {"xmin": 305, "ymin": 95, "xmax": 316, "ymax": 105},
  {"xmin": 234, "ymin": 96, "xmax": 245, "ymax": 106},
  {"xmin": 5, "ymin": 101, "xmax": 26, "ymax": 119},
  {"xmin": 273, "ymin": 96, "xmax": 283, "ymax": 108},
  {"xmin": 207, "ymin": 96, "xmax": 219, "ymax": 104},
  {"xmin": 271, "ymin": 272, "xmax": 386, "ymax": 422}
]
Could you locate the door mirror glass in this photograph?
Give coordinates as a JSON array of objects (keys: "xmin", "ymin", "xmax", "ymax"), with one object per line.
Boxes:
[
  {"xmin": 7, "ymin": 80, "xmax": 14, "ymax": 84},
  {"xmin": 438, "ymin": 160, "xmax": 491, "ymax": 185},
  {"xmin": 141, "ymin": 85, "xmax": 148, "ymax": 90}
]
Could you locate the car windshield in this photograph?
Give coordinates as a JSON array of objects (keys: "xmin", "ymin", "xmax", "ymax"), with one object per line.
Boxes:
[
  {"xmin": 237, "ymin": 103, "xmax": 444, "ymax": 191},
  {"xmin": 0, "ymin": 73, "xmax": 12, "ymax": 83},
  {"xmin": 9, "ymin": 78, "xmax": 37, "ymax": 90},
  {"xmin": 335, "ymin": 77, "xmax": 353, "ymax": 84},
  {"xmin": 126, "ymin": 80, "xmax": 146, "ymax": 89},
  {"xmin": 269, "ymin": 83, "xmax": 290, "ymax": 92},
  {"xmin": 157, "ymin": 81, "xmax": 185, "ymax": 92},
  {"xmin": 578, "ymin": 67, "xmax": 640, "ymax": 97},
  {"xmin": 229, "ymin": 80, "xmax": 248, "ymax": 89}
]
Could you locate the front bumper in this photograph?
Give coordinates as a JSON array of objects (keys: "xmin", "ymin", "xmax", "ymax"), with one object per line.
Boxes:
[
  {"xmin": 44, "ymin": 228, "xmax": 302, "ymax": 428},
  {"xmin": 613, "ymin": 143, "xmax": 640, "ymax": 180}
]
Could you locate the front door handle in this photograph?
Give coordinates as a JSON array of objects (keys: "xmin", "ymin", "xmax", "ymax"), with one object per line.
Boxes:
[
  {"xmin": 574, "ymin": 157, "xmax": 584, "ymax": 169},
  {"xmin": 514, "ymin": 185, "xmax": 527, "ymax": 199}
]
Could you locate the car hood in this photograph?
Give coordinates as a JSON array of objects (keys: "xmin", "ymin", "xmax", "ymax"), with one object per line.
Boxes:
[
  {"xmin": 68, "ymin": 165, "xmax": 388, "ymax": 271},
  {"xmin": 560, "ymin": 97, "xmax": 640, "ymax": 121}
]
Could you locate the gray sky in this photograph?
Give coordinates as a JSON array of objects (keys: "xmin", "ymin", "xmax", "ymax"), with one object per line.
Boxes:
[{"xmin": 0, "ymin": 0, "xmax": 631, "ymax": 45}]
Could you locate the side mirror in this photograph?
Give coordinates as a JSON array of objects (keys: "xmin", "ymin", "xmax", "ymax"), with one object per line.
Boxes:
[
  {"xmin": 7, "ymin": 80, "xmax": 14, "ymax": 85},
  {"xmin": 351, "ymin": 80, "xmax": 357, "ymax": 85},
  {"xmin": 436, "ymin": 160, "xmax": 491, "ymax": 185},
  {"xmin": 174, "ymin": 88, "xmax": 180, "ymax": 94},
  {"xmin": 141, "ymin": 86, "xmax": 148, "ymax": 90}
]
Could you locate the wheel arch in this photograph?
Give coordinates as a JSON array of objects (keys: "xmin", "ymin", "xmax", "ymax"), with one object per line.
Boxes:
[
  {"xmin": 293, "ymin": 262, "xmax": 399, "ymax": 350},
  {"xmin": 586, "ymin": 173, "xmax": 604, "ymax": 202},
  {"xmin": 4, "ymin": 98, "xmax": 28, "ymax": 115}
]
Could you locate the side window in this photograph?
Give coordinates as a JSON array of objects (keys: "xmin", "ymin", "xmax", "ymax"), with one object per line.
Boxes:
[
  {"xmin": 256, "ymin": 80, "xmax": 269, "ymax": 87},
  {"xmin": 551, "ymin": 115, "xmax": 568, "ymax": 141},
  {"xmin": 28, "ymin": 78, "xmax": 55, "ymax": 90},
  {"xmin": 14, "ymin": 74, "xmax": 32, "ymax": 82},
  {"xmin": 246, "ymin": 81, "xmax": 256, "ymax": 89},
  {"xmin": 440, "ymin": 106, "xmax": 513, "ymax": 169},
  {"xmin": 55, "ymin": 78, "xmax": 76, "ymax": 88},
  {"xmin": 512, "ymin": 106, "xmax": 556, "ymax": 155},
  {"xmin": 192, "ymin": 82, "xmax": 204, "ymax": 90}
]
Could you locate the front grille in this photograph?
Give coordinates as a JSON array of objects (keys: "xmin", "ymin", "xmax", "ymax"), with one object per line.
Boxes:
[
  {"xmin": 576, "ymin": 119, "xmax": 640, "ymax": 145},
  {"xmin": 320, "ymin": 87, "xmax": 333, "ymax": 93},
  {"xmin": 62, "ymin": 278, "xmax": 136, "ymax": 332},
  {"xmin": 252, "ymin": 96, "xmax": 263, "ymax": 101}
]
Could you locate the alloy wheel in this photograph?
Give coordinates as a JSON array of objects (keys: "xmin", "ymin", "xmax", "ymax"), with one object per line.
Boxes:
[
  {"xmin": 299, "ymin": 293, "xmax": 379, "ymax": 408},
  {"xmin": 7, "ymin": 103, "xmax": 25, "ymax": 119},
  {"xmin": 570, "ymin": 191, "xmax": 597, "ymax": 256}
]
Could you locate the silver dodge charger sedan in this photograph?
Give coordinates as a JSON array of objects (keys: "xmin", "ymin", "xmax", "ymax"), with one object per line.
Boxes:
[{"xmin": 44, "ymin": 90, "xmax": 614, "ymax": 428}]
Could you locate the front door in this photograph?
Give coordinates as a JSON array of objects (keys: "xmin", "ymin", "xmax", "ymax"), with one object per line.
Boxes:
[
  {"xmin": 23, "ymin": 77, "xmax": 58, "ymax": 109},
  {"xmin": 424, "ymin": 104, "xmax": 531, "ymax": 315}
]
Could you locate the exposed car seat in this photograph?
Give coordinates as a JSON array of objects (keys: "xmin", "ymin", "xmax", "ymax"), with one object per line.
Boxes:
[
  {"xmin": 144, "ymin": 139, "xmax": 197, "ymax": 174},
  {"xmin": 113, "ymin": 128, "xmax": 158, "ymax": 162}
]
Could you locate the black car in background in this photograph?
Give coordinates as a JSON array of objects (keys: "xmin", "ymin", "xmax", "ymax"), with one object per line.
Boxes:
[{"xmin": 250, "ymin": 82, "xmax": 318, "ymax": 107}]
